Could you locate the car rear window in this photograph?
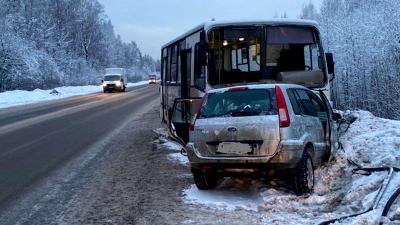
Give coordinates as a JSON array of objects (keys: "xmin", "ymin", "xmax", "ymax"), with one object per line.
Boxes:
[{"xmin": 197, "ymin": 89, "xmax": 277, "ymax": 119}]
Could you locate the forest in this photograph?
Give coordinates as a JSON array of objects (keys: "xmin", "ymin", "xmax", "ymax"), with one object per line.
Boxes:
[
  {"xmin": 0, "ymin": 0, "xmax": 160, "ymax": 91},
  {"xmin": 299, "ymin": 0, "xmax": 400, "ymax": 120}
]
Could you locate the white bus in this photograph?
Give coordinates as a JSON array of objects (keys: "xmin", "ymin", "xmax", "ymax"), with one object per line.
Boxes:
[{"xmin": 160, "ymin": 19, "xmax": 335, "ymax": 144}]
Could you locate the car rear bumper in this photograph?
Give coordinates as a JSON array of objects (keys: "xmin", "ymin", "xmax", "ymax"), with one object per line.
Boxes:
[{"xmin": 186, "ymin": 140, "xmax": 304, "ymax": 170}]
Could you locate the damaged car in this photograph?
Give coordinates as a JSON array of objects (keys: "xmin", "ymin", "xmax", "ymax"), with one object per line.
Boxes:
[{"xmin": 168, "ymin": 84, "xmax": 341, "ymax": 196}]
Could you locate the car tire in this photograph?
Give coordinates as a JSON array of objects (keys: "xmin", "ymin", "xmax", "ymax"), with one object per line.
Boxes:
[
  {"xmin": 192, "ymin": 168, "xmax": 218, "ymax": 190},
  {"xmin": 293, "ymin": 150, "xmax": 314, "ymax": 196}
]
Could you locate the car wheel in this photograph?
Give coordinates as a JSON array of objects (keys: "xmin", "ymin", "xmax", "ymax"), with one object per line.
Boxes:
[
  {"xmin": 293, "ymin": 150, "xmax": 314, "ymax": 196},
  {"xmin": 192, "ymin": 168, "xmax": 218, "ymax": 190}
]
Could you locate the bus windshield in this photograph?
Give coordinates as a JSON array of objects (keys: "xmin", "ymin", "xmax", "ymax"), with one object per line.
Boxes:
[{"xmin": 207, "ymin": 26, "xmax": 325, "ymax": 88}]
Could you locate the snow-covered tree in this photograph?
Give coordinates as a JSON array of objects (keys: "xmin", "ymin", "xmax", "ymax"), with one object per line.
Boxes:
[
  {"xmin": 299, "ymin": 0, "xmax": 400, "ymax": 119},
  {"xmin": 0, "ymin": 0, "xmax": 160, "ymax": 91}
]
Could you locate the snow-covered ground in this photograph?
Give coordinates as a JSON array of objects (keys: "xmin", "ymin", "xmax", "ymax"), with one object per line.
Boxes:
[
  {"xmin": 155, "ymin": 110, "xmax": 400, "ymax": 224},
  {"xmin": 153, "ymin": 128, "xmax": 188, "ymax": 167},
  {"xmin": 0, "ymin": 81, "xmax": 148, "ymax": 109},
  {"xmin": 153, "ymin": 128, "xmax": 183, "ymax": 151}
]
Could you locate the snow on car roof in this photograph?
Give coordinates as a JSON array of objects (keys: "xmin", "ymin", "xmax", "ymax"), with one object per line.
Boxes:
[
  {"xmin": 162, "ymin": 19, "xmax": 319, "ymax": 49},
  {"xmin": 207, "ymin": 83, "xmax": 308, "ymax": 94}
]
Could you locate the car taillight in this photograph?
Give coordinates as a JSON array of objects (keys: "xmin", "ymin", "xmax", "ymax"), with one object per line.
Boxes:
[
  {"xmin": 275, "ymin": 85, "xmax": 290, "ymax": 128},
  {"xmin": 189, "ymin": 93, "xmax": 207, "ymax": 131}
]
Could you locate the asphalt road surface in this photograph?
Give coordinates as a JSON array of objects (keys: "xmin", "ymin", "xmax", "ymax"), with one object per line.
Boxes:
[{"xmin": 0, "ymin": 84, "xmax": 159, "ymax": 211}]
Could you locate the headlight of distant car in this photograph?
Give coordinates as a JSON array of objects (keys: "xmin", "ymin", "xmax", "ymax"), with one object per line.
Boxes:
[
  {"xmin": 102, "ymin": 82, "xmax": 107, "ymax": 87},
  {"xmin": 115, "ymin": 81, "xmax": 121, "ymax": 86}
]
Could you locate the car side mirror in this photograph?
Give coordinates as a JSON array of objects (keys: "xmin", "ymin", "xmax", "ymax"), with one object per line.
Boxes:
[
  {"xmin": 325, "ymin": 53, "xmax": 335, "ymax": 75},
  {"xmin": 333, "ymin": 112, "xmax": 342, "ymax": 120}
]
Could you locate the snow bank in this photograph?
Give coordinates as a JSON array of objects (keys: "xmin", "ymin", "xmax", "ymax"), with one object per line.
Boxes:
[
  {"xmin": 0, "ymin": 81, "xmax": 148, "ymax": 109},
  {"xmin": 158, "ymin": 110, "xmax": 400, "ymax": 224},
  {"xmin": 341, "ymin": 110, "xmax": 400, "ymax": 168},
  {"xmin": 0, "ymin": 86, "xmax": 101, "ymax": 109},
  {"xmin": 127, "ymin": 81, "xmax": 148, "ymax": 87}
]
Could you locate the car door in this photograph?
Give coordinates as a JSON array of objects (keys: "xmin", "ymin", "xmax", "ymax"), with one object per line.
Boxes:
[
  {"xmin": 294, "ymin": 89, "xmax": 326, "ymax": 163},
  {"xmin": 167, "ymin": 98, "xmax": 201, "ymax": 148},
  {"xmin": 318, "ymin": 90, "xmax": 339, "ymax": 159}
]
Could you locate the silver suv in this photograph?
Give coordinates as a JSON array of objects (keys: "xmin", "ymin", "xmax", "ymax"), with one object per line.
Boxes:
[{"xmin": 168, "ymin": 84, "xmax": 340, "ymax": 195}]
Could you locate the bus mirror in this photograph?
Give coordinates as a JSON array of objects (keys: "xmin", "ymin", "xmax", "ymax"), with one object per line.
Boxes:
[
  {"xmin": 326, "ymin": 53, "xmax": 335, "ymax": 74},
  {"xmin": 101, "ymin": 79, "xmax": 104, "ymax": 83}
]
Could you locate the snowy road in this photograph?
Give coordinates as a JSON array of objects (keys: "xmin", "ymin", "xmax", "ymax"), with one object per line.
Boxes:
[{"xmin": 0, "ymin": 83, "xmax": 159, "ymax": 219}]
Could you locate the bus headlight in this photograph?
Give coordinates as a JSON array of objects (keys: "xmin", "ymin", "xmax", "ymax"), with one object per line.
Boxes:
[
  {"xmin": 103, "ymin": 83, "xmax": 107, "ymax": 87},
  {"xmin": 116, "ymin": 81, "xmax": 121, "ymax": 86}
]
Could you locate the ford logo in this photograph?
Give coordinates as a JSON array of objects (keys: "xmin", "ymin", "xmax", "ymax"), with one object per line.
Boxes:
[{"xmin": 227, "ymin": 127, "xmax": 238, "ymax": 132}]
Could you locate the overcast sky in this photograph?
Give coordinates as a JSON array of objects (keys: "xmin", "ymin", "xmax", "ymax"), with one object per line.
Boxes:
[{"xmin": 98, "ymin": 0, "xmax": 322, "ymax": 60}]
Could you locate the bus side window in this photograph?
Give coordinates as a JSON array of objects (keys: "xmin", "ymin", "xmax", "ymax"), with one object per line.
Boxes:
[
  {"xmin": 167, "ymin": 47, "xmax": 171, "ymax": 83},
  {"xmin": 171, "ymin": 45, "xmax": 178, "ymax": 83},
  {"xmin": 177, "ymin": 41, "xmax": 185, "ymax": 84},
  {"xmin": 194, "ymin": 43, "xmax": 205, "ymax": 90}
]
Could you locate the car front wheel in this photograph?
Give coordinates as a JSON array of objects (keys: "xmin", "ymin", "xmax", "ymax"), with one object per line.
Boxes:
[
  {"xmin": 293, "ymin": 150, "xmax": 314, "ymax": 196},
  {"xmin": 192, "ymin": 168, "xmax": 218, "ymax": 190}
]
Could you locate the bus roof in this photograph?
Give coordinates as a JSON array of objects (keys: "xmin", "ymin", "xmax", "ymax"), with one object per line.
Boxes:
[{"xmin": 162, "ymin": 19, "xmax": 319, "ymax": 49}]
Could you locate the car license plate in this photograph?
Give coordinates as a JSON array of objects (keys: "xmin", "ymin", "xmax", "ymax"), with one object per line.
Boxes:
[{"xmin": 217, "ymin": 142, "xmax": 252, "ymax": 154}]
